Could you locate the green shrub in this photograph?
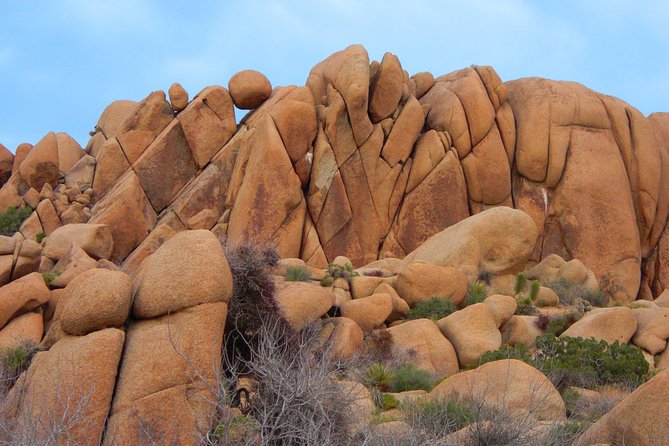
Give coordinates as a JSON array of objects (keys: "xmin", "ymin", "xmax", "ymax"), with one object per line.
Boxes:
[
  {"xmin": 406, "ymin": 297, "xmax": 455, "ymax": 320},
  {"xmin": 464, "ymin": 281, "xmax": 487, "ymax": 306},
  {"xmin": 36, "ymin": 231, "xmax": 47, "ymax": 243},
  {"xmin": 320, "ymin": 276, "xmax": 334, "ymax": 287},
  {"xmin": 476, "ymin": 343, "xmax": 533, "ymax": 368},
  {"xmin": 41, "ymin": 270, "xmax": 61, "ymax": 285},
  {"xmin": 545, "ymin": 316, "xmax": 569, "ymax": 336},
  {"xmin": 545, "ymin": 277, "xmax": 606, "ymax": 307},
  {"xmin": 210, "ymin": 415, "xmax": 259, "ymax": 444},
  {"xmin": 529, "ymin": 279, "xmax": 541, "ymax": 301},
  {"xmin": 401, "ymin": 398, "xmax": 475, "ymax": 435},
  {"xmin": 380, "ymin": 393, "xmax": 399, "ymax": 410},
  {"xmin": 0, "ymin": 206, "xmax": 32, "ymax": 236},
  {"xmin": 1, "ymin": 342, "xmax": 38, "ymax": 389},
  {"xmin": 284, "ymin": 265, "xmax": 311, "ymax": 282},
  {"xmin": 389, "ymin": 363, "xmax": 435, "ymax": 392},
  {"xmin": 515, "ymin": 295, "xmax": 535, "ymax": 315},
  {"xmin": 535, "ymin": 334, "xmax": 649, "ymax": 389},
  {"xmin": 326, "ymin": 261, "xmax": 358, "ymax": 280},
  {"xmin": 514, "ymin": 272, "xmax": 527, "ymax": 296},
  {"xmin": 545, "ymin": 420, "xmax": 591, "ymax": 446},
  {"xmin": 365, "ymin": 363, "xmax": 395, "ymax": 391}
]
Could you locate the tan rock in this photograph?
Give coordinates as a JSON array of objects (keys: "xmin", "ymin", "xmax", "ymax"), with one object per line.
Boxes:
[
  {"xmin": 12, "ymin": 142, "xmax": 31, "ymax": 175},
  {"xmin": 89, "ymin": 170, "xmax": 157, "ymax": 263},
  {"xmin": 114, "ymin": 91, "xmax": 174, "ymax": 163},
  {"xmin": 133, "ymin": 119, "xmax": 198, "ymax": 212},
  {"xmin": 0, "ymin": 311, "xmax": 43, "ymax": 349},
  {"xmin": 374, "ymin": 282, "xmax": 410, "ymax": 321},
  {"xmin": 574, "ymin": 369, "xmax": 669, "ymax": 446},
  {"xmin": 380, "ymin": 96, "xmax": 424, "ymax": 167},
  {"xmin": 96, "ymin": 100, "xmax": 137, "ymax": 138},
  {"xmin": 18, "ymin": 132, "xmax": 60, "ymax": 190},
  {"xmin": 35, "ymin": 199, "xmax": 62, "ymax": 235},
  {"xmin": 387, "ymin": 319, "xmax": 459, "ymax": 376},
  {"xmin": 369, "ymin": 52, "xmax": 403, "ymax": 122},
  {"xmin": 656, "ymin": 288, "xmax": 669, "ymax": 308},
  {"xmin": 64, "ymin": 154, "xmax": 96, "ymax": 192},
  {"xmin": 0, "ymin": 235, "xmax": 17, "ymax": 255},
  {"xmin": 133, "ymin": 230, "xmax": 232, "ymax": 319},
  {"xmin": 412, "ymin": 71, "xmax": 435, "ymax": 98},
  {"xmin": 535, "ymin": 286, "xmax": 559, "ymax": 307},
  {"xmin": 430, "ymin": 359, "xmax": 565, "ymax": 421},
  {"xmin": 43, "ymin": 223, "xmax": 113, "ymax": 261},
  {"xmin": 275, "ymin": 281, "xmax": 334, "ymax": 330},
  {"xmin": 178, "ymin": 86, "xmax": 236, "ymax": 168},
  {"xmin": 340, "ymin": 293, "xmax": 393, "ymax": 332},
  {"xmin": 12, "ymin": 328, "xmax": 124, "ymax": 445},
  {"xmin": 350, "ymin": 275, "xmax": 384, "ymax": 299},
  {"xmin": 631, "ymin": 307, "xmax": 669, "ymax": 354},
  {"xmin": 0, "ymin": 143, "xmax": 14, "ymax": 184},
  {"xmin": 437, "ymin": 303, "xmax": 501, "ymax": 368},
  {"xmin": 396, "ymin": 262, "xmax": 468, "ymax": 307},
  {"xmin": 318, "ymin": 317, "xmax": 363, "ymax": 360},
  {"xmin": 0, "ymin": 254, "xmax": 13, "ymax": 286},
  {"xmin": 502, "ymin": 315, "xmax": 544, "ymax": 348},
  {"xmin": 91, "ymin": 137, "xmax": 131, "ymax": 202},
  {"xmin": 561, "ymin": 307, "xmax": 637, "ymax": 344},
  {"xmin": 49, "ymin": 244, "xmax": 98, "ymax": 288},
  {"xmin": 121, "ymin": 221, "xmax": 182, "ymax": 278},
  {"xmin": 484, "ymin": 294, "xmax": 517, "ymax": 328},
  {"xmin": 22, "ymin": 187, "xmax": 40, "ymax": 209},
  {"xmin": 228, "ymin": 70, "xmax": 272, "ymax": 109},
  {"xmin": 18, "ymin": 211, "xmax": 43, "ymax": 242},
  {"xmin": 60, "ymin": 269, "xmax": 132, "ymax": 336},
  {"xmin": 0, "ymin": 272, "xmax": 50, "ymax": 329},
  {"xmin": 270, "ymin": 99, "xmax": 317, "ymax": 164},
  {"xmin": 403, "ymin": 207, "xmax": 538, "ymax": 281},
  {"xmin": 168, "ymin": 82, "xmax": 188, "ymax": 112}
]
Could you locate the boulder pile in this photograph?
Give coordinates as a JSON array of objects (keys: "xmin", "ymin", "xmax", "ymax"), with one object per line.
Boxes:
[{"xmin": 0, "ymin": 45, "xmax": 668, "ymax": 445}]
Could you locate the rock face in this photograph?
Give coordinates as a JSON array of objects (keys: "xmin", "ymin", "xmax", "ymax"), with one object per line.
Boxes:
[{"xmin": 575, "ymin": 369, "xmax": 669, "ymax": 446}]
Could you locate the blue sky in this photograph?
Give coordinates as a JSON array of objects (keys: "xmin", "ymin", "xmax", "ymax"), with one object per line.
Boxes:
[{"xmin": 1, "ymin": 0, "xmax": 667, "ymax": 151}]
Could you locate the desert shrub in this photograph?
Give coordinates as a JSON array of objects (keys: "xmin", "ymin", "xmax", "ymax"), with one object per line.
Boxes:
[
  {"xmin": 545, "ymin": 316, "xmax": 568, "ymax": 336},
  {"xmin": 545, "ymin": 420, "xmax": 591, "ymax": 446},
  {"xmin": 372, "ymin": 392, "xmax": 399, "ymax": 411},
  {"xmin": 401, "ymin": 398, "xmax": 475, "ymax": 437},
  {"xmin": 406, "ymin": 297, "xmax": 455, "ymax": 321},
  {"xmin": 222, "ymin": 318, "xmax": 360, "ymax": 445},
  {"xmin": 475, "ymin": 343, "xmax": 533, "ymax": 368},
  {"xmin": 1, "ymin": 341, "xmax": 38, "ymax": 393},
  {"xmin": 388, "ymin": 364, "xmax": 435, "ymax": 392},
  {"xmin": 0, "ymin": 206, "xmax": 32, "ymax": 236},
  {"xmin": 41, "ymin": 270, "xmax": 61, "ymax": 285},
  {"xmin": 534, "ymin": 313, "xmax": 550, "ymax": 331},
  {"xmin": 362, "ymin": 269, "xmax": 385, "ymax": 277},
  {"xmin": 535, "ymin": 334, "xmax": 649, "ymax": 389},
  {"xmin": 464, "ymin": 281, "xmax": 487, "ymax": 306},
  {"xmin": 529, "ymin": 279, "xmax": 541, "ymax": 301},
  {"xmin": 36, "ymin": 231, "xmax": 47, "ymax": 243},
  {"xmin": 284, "ymin": 266, "xmax": 311, "ymax": 282},
  {"xmin": 514, "ymin": 272, "xmax": 527, "ymax": 296},
  {"xmin": 208, "ymin": 415, "xmax": 260, "ymax": 445},
  {"xmin": 326, "ymin": 261, "xmax": 358, "ymax": 280},
  {"xmin": 545, "ymin": 277, "xmax": 606, "ymax": 307},
  {"xmin": 515, "ymin": 295, "xmax": 535, "ymax": 315},
  {"xmin": 366, "ymin": 363, "xmax": 395, "ymax": 391},
  {"xmin": 320, "ymin": 276, "xmax": 334, "ymax": 287},
  {"xmin": 365, "ymin": 330, "xmax": 394, "ymax": 363}
]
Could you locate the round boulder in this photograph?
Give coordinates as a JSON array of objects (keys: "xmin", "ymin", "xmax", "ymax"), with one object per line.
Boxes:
[
  {"xmin": 228, "ymin": 70, "xmax": 272, "ymax": 109},
  {"xmin": 61, "ymin": 269, "xmax": 132, "ymax": 335},
  {"xmin": 275, "ymin": 281, "xmax": 334, "ymax": 330},
  {"xmin": 340, "ymin": 293, "xmax": 392, "ymax": 332},
  {"xmin": 396, "ymin": 262, "xmax": 468, "ymax": 307},
  {"xmin": 560, "ymin": 307, "xmax": 637, "ymax": 344},
  {"xmin": 132, "ymin": 230, "xmax": 233, "ymax": 319}
]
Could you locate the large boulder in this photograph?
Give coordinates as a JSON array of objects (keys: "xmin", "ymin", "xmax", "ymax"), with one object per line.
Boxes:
[
  {"xmin": 0, "ymin": 272, "xmax": 50, "ymax": 329},
  {"xmin": 105, "ymin": 303, "xmax": 227, "ymax": 445},
  {"xmin": 18, "ymin": 132, "xmax": 83, "ymax": 190},
  {"xmin": 395, "ymin": 262, "xmax": 468, "ymax": 307},
  {"xmin": 430, "ymin": 359, "xmax": 566, "ymax": 421},
  {"xmin": 132, "ymin": 230, "xmax": 232, "ymax": 319},
  {"xmin": 42, "ymin": 224, "xmax": 113, "ymax": 261},
  {"xmin": 386, "ymin": 319, "xmax": 459, "ymax": 377},
  {"xmin": 437, "ymin": 303, "xmax": 502, "ymax": 368},
  {"xmin": 560, "ymin": 307, "xmax": 637, "ymax": 344},
  {"xmin": 402, "ymin": 207, "xmax": 538, "ymax": 280},
  {"xmin": 340, "ymin": 293, "xmax": 392, "ymax": 332},
  {"xmin": 228, "ymin": 70, "xmax": 272, "ymax": 109},
  {"xmin": 275, "ymin": 281, "xmax": 335, "ymax": 330},
  {"xmin": 631, "ymin": 307, "xmax": 669, "ymax": 354},
  {"xmin": 575, "ymin": 369, "xmax": 669, "ymax": 446},
  {"xmin": 318, "ymin": 317, "xmax": 363, "ymax": 361},
  {"xmin": 9, "ymin": 328, "xmax": 125, "ymax": 445},
  {"xmin": 60, "ymin": 269, "xmax": 133, "ymax": 336},
  {"xmin": 0, "ymin": 311, "xmax": 43, "ymax": 349}
]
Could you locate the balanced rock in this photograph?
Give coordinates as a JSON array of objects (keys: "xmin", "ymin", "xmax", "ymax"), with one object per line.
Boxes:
[{"xmin": 228, "ymin": 70, "xmax": 272, "ymax": 109}]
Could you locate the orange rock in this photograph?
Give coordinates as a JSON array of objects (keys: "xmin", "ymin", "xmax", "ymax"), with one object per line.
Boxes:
[
  {"xmin": 0, "ymin": 311, "xmax": 43, "ymax": 349},
  {"xmin": 18, "ymin": 132, "xmax": 60, "ymax": 190},
  {"xmin": 275, "ymin": 281, "xmax": 334, "ymax": 330},
  {"xmin": 121, "ymin": 221, "xmax": 182, "ymax": 278},
  {"xmin": 381, "ymin": 96, "xmax": 424, "ymax": 167},
  {"xmin": 318, "ymin": 317, "xmax": 363, "ymax": 360},
  {"xmin": 168, "ymin": 82, "xmax": 188, "ymax": 112},
  {"xmin": 89, "ymin": 170, "xmax": 156, "ymax": 263},
  {"xmin": 114, "ymin": 91, "xmax": 174, "ymax": 163},
  {"xmin": 43, "ymin": 223, "xmax": 113, "ymax": 261},
  {"xmin": 0, "ymin": 272, "xmax": 50, "ymax": 329},
  {"xmin": 340, "ymin": 293, "xmax": 392, "ymax": 332},
  {"xmin": 133, "ymin": 119, "xmax": 198, "ymax": 212},
  {"xmin": 228, "ymin": 70, "xmax": 272, "ymax": 109},
  {"xmin": 0, "ymin": 143, "xmax": 14, "ymax": 185},
  {"xmin": 91, "ymin": 137, "xmax": 131, "ymax": 202},
  {"xmin": 270, "ymin": 99, "xmax": 317, "ymax": 163},
  {"xmin": 49, "ymin": 244, "xmax": 98, "ymax": 288},
  {"xmin": 396, "ymin": 262, "xmax": 468, "ymax": 307},
  {"xmin": 387, "ymin": 319, "xmax": 459, "ymax": 376},
  {"xmin": 369, "ymin": 52, "xmax": 404, "ymax": 123},
  {"xmin": 35, "ymin": 199, "xmax": 62, "ymax": 235},
  {"xmin": 132, "ymin": 230, "xmax": 232, "ymax": 318},
  {"xmin": 560, "ymin": 307, "xmax": 637, "ymax": 344},
  {"xmin": 96, "ymin": 100, "xmax": 137, "ymax": 138}
]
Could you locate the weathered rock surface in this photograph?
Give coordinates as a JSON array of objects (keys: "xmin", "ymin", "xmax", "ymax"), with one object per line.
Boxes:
[
  {"xmin": 560, "ymin": 307, "xmax": 637, "ymax": 344},
  {"xmin": 387, "ymin": 319, "xmax": 459, "ymax": 376}
]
